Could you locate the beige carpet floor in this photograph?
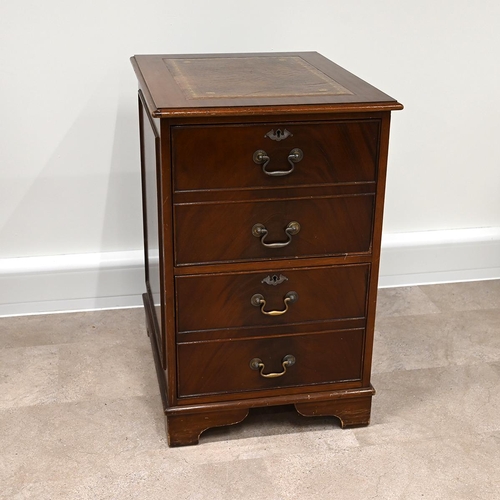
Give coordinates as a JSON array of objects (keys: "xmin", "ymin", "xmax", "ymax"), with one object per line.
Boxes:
[{"xmin": 1, "ymin": 280, "xmax": 500, "ymax": 499}]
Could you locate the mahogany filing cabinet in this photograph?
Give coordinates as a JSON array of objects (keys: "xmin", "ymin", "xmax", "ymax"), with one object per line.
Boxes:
[{"xmin": 131, "ymin": 52, "xmax": 402, "ymax": 446}]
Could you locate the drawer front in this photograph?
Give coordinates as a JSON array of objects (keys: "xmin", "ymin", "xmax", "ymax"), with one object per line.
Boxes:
[
  {"xmin": 174, "ymin": 194, "xmax": 374, "ymax": 265},
  {"xmin": 176, "ymin": 264, "xmax": 369, "ymax": 333},
  {"xmin": 177, "ymin": 329, "xmax": 364, "ymax": 397},
  {"xmin": 172, "ymin": 120, "xmax": 379, "ymax": 191}
]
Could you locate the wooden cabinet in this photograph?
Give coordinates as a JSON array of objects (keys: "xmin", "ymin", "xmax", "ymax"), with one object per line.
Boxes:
[{"xmin": 131, "ymin": 52, "xmax": 402, "ymax": 446}]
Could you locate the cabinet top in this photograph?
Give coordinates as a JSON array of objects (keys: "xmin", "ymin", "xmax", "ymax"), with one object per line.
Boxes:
[{"xmin": 131, "ymin": 52, "xmax": 402, "ymax": 118}]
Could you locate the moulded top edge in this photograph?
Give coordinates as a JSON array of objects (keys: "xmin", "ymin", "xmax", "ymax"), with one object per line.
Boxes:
[{"xmin": 150, "ymin": 102, "xmax": 404, "ymax": 118}]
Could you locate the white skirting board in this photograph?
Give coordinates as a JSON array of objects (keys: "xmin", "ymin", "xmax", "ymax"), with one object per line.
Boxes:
[
  {"xmin": 1, "ymin": 228, "xmax": 500, "ymax": 317},
  {"xmin": 379, "ymin": 227, "xmax": 500, "ymax": 287},
  {"xmin": 0, "ymin": 251, "xmax": 145, "ymax": 317}
]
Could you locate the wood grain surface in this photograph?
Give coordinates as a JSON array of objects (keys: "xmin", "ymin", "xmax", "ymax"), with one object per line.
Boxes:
[
  {"xmin": 177, "ymin": 329, "xmax": 364, "ymax": 397},
  {"xmin": 174, "ymin": 194, "xmax": 375, "ymax": 265},
  {"xmin": 175, "ymin": 264, "xmax": 369, "ymax": 333},
  {"xmin": 172, "ymin": 119, "xmax": 379, "ymax": 191},
  {"xmin": 131, "ymin": 52, "xmax": 403, "ymax": 117}
]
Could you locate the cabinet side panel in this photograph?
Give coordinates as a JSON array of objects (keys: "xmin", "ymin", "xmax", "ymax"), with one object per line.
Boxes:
[
  {"xmin": 160, "ymin": 120, "xmax": 178, "ymax": 407},
  {"xmin": 139, "ymin": 91, "xmax": 163, "ymax": 359}
]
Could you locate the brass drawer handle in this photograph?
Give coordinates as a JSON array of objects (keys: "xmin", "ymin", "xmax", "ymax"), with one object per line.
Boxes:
[
  {"xmin": 250, "ymin": 354, "xmax": 296, "ymax": 378},
  {"xmin": 253, "ymin": 148, "xmax": 303, "ymax": 176},
  {"xmin": 251, "ymin": 291, "xmax": 298, "ymax": 316},
  {"xmin": 252, "ymin": 221, "xmax": 300, "ymax": 248}
]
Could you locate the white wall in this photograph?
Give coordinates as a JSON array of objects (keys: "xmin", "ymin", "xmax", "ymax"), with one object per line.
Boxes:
[{"xmin": 1, "ymin": 1, "xmax": 500, "ymax": 314}]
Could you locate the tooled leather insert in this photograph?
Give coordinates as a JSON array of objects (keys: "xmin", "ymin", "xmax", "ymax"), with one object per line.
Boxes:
[{"xmin": 163, "ymin": 56, "xmax": 353, "ymax": 100}]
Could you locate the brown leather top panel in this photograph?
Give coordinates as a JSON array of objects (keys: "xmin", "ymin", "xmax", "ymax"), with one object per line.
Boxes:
[{"xmin": 163, "ymin": 56, "xmax": 353, "ymax": 100}]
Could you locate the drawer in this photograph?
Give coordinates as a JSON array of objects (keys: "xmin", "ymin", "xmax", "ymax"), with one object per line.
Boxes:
[
  {"xmin": 177, "ymin": 329, "xmax": 364, "ymax": 397},
  {"xmin": 174, "ymin": 194, "xmax": 374, "ymax": 265},
  {"xmin": 176, "ymin": 264, "xmax": 369, "ymax": 333},
  {"xmin": 172, "ymin": 120, "xmax": 379, "ymax": 191}
]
